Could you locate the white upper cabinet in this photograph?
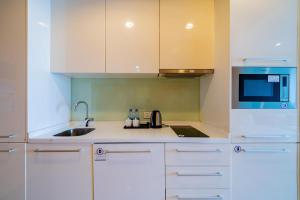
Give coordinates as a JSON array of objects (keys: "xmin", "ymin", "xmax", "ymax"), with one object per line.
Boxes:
[
  {"xmin": 231, "ymin": 0, "xmax": 298, "ymax": 67},
  {"xmin": 0, "ymin": 0, "xmax": 26, "ymax": 142},
  {"xmin": 51, "ymin": 0, "xmax": 106, "ymax": 73},
  {"xmin": 106, "ymin": 0, "xmax": 159, "ymax": 74},
  {"xmin": 160, "ymin": 0, "xmax": 214, "ymax": 70}
]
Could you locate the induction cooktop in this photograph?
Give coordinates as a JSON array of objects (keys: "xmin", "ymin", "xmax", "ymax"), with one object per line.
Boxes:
[{"xmin": 171, "ymin": 126, "xmax": 209, "ymax": 138}]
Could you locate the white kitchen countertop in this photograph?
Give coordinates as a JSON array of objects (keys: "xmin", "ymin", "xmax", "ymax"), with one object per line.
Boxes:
[{"xmin": 28, "ymin": 121, "xmax": 229, "ymax": 144}]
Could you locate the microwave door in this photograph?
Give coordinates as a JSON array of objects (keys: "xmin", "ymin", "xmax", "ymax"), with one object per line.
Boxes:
[{"xmin": 239, "ymin": 74, "xmax": 280, "ymax": 102}]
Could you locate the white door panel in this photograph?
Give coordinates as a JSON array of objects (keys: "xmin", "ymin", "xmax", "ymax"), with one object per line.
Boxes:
[
  {"xmin": 0, "ymin": 143, "xmax": 26, "ymax": 200},
  {"xmin": 0, "ymin": 0, "xmax": 26, "ymax": 142},
  {"xmin": 230, "ymin": 109, "xmax": 297, "ymax": 143},
  {"xmin": 94, "ymin": 143, "xmax": 165, "ymax": 200},
  {"xmin": 51, "ymin": 0, "xmax": 106, "ymax": 73},
  {"xmin": 106, "ymin": 0, "xmax": 159, "ymax": 74},
  {"xmin": 232, "ymin": 143, "xmax": 297, "ymax": 200},
  {"xmin": 27, "ymin": 144, "xmax": 93, "ymax": 200},
  {"xmin": 231, "ymin": 0, "xmax": 298, "ymax": 67}
]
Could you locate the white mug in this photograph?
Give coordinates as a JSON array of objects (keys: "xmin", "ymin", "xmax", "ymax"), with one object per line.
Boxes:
[
  {"xmin": 133, "ymin": 118, "xmax": 140, "ymax": 127},
  {"xmin": 125, "ymin": 118, "xmax": 133, "ymax": 127}
]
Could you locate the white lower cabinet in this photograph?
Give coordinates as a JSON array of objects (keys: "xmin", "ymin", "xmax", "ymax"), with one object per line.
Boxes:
[
  {"xmin": 166, "ymin": 189, "xmax": 230, "ymax": 200},
  {"xmin": 232, "ymin": 143, "xmax": 297, "ymax": 200},
  {"xmin": 93, "ymin": 143, "xmax": 165, "ymax": 200},
  {"xmin": 166, "ymin": 143, "xmax": 231, "ymax": 200},
  {"xmin": 27, "ymin": 144, "xmax": 93, "ymax": 200},
  {"xmin": 0, "ymin": 143, "xmax": 25, "ymax": 200}
]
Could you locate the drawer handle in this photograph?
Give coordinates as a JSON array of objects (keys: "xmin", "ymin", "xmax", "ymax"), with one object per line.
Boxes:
[
  {"xmin": 176, "ymin": 172, "xmax": 223, "ymax": 177},
  {"xmin": 176, "ymin": 149, "xmax": 222, "ymax": 153},
  {"xmin": 0, "ymin": 134, "xmax": 15, "ymax": 139},
  {"xmin": 242, "ymin": 57, "xmax": 288, "ymax": 63},
  {"xmin": 105, "ymin": 150, "xmax": 151, "ymax": 154},
  {"xmin": 0, "ymin": 148, "xmax": 15, "ymax": 153},
  {"xmin": 240, "ymin": 148, "xmax": 288, "ymax": 154},
  {"xmin": 176, "ymin": 195, "xmax": 222, "ymax": 200},
  {"xmin": 34, "ymin": 149, "xmax": 81, "ymax": 153},
  {"xmin": 241, "ymin": 135, "xmax": 289, "ymax": 139}
]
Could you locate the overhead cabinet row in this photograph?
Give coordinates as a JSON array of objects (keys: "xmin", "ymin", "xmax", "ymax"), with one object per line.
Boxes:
[
  {"xmin": 51, "ymin": 0, "xmax": 215, "ymax": 74},
  {"xmin": 51, "ymin": 0, "xmax": 298, "ymax": 75}
]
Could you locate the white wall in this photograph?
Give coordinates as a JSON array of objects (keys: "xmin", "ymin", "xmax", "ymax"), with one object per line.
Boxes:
[
  {"xmin": 200, "ymin": 0, "xmax": 230, "ymax": 131},
  {"xmin": 28, "ymin": 0, "xmax": 71, "ymax": 133}
]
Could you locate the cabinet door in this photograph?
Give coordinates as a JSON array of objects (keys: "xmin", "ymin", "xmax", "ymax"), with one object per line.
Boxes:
[
  {"xmin": 94, "ymin": 143, "xmax": 165, "ymax": 200},
  {"xmin": 27, "ymin": 144, "xmax": 93, "ymax": 200},
  {"xmin": 160, "ymin": 0, "xmax": 214, "ymax": 70},
  {"xmin": 106, "ymin": 0, "xmax": 159, "ymax": 74},
  {"xmin": 0, "ymin": 0, "xmax": 26, "ymax": 142},
  {"xmin": 0, "ymin": 143, "xmax": 26, "ymax": 200},
  {"xmin": 51, "ymin": 0, "xmax": 106, "ymax": 73},
  {"xmin": 231, "ymin": 0, "xmax": 298, "ymax": 67},
  {"xmin": 230, "ymin": 110, "xmax": 298, "ymax": 143},
  {"xmin": 232, "ymin": 144, "xmax": 297, "ymax": 200}
]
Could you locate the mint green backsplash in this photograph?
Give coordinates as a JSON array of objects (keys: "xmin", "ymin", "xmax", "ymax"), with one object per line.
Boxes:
[{"xmin": 71, "ymin": 78, "xmax": 200, "ymax": 121}]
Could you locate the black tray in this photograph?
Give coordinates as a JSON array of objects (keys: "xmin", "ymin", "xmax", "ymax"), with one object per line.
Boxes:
[{"xmin": 124, "ymin": 123, "xmax": 150, "ymax": 129}]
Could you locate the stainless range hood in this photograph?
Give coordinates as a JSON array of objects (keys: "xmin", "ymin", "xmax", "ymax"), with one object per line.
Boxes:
[{"xmin": 159, "ymin": 69, "xmax": 214, "ymax": 77}]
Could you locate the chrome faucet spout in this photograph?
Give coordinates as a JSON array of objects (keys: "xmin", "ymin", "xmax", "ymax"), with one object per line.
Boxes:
[{"xmin": 74, "ymin": 101, "xmax": 94, "ymax": 127}]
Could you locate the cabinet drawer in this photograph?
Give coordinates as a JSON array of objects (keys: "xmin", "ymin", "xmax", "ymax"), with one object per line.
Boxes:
[
  {"xmin": 166, "ymin": 166, "xmax": 230, "ymax": 189},
  {"xmin": 166, "ymin": 189, "xmax": 230, "ymax": 200},
  {"xmin": 166, "ymin": 144, "xmax": 230, "ymax": 166}
]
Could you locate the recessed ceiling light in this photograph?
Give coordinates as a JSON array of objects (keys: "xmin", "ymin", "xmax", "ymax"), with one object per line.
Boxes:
[
  {"xmin": 185, "ymin": 23, "xmax": 194, "ymax": 30},
  {"xmin": 125, "ymin": 21, "xmax": 135, "ymax": 29}
]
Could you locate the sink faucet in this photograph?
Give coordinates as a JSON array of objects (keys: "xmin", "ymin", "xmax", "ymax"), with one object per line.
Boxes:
[{"xmin": 74, "ymin": 101, "xmax": 94, "ymax": 127}]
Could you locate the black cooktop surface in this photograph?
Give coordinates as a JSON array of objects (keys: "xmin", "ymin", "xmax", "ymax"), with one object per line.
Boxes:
[{"xmin": 171, "ymin": 126, "xmax": 209, "ymax": 138}]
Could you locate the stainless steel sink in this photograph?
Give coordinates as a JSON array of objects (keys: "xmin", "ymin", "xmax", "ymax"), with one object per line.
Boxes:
[{"xmin": 54, "ymin": 128, "xmax": 95, "ymax": 137}]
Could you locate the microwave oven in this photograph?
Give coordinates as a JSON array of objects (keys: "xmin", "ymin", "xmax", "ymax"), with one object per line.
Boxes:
[{"xmin": 232, "ymin": 67, "xmax": 297, "ymax": 109}]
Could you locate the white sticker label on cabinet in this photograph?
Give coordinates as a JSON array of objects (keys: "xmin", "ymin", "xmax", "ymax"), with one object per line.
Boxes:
[
  {"xmin": 95, "ymin": 148, "xmax": 106, "ymax": 161},
  {"xmin": 268, "ymin": 75, "xmax": 280, "ymax": 82}
]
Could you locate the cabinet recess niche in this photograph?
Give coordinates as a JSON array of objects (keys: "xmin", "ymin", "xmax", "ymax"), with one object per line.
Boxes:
[
  {"xmin": 160, "ymin": 0, "xmax": 215, "ymax": 70},
  {"xmin": 51, "ymin": 0, "xmax": 106, "ymax": 73}
]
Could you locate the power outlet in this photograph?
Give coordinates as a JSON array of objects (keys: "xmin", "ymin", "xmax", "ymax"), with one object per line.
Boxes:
[{"xmin": 143, "ymin": 112, "xmax": 151, "ymax": 119}]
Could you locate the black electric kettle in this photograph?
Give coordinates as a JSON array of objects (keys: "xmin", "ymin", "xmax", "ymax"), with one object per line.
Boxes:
[{"xmin": 150, "ymin": 110, "xmax": 162, "ymax": 128}]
